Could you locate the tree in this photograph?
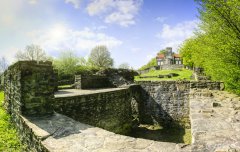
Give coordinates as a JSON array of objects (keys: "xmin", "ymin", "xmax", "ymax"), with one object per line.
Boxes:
[
  {"xmin": 159, "ymin": 49, "xmax": 167, "ymax": 55},
  {"xmin": 88, "ymin": 45, "xmax": 114, "ymax": 69},
  {"xmin": 53, "ymin": 51, "xmax": 79, "ymax": 75},
  {"xmin": 15, "ymin": 44, "xmax": 48, "ymax": 61},
  {"xmin": 180, "ymin": 0, "xmax": 240, "ymax": 94},
  {"xmin": 118, "ymin": 63, "xmax": 130, "ymax": 69},
  {"xmin": 139, "ymin": 57, "xmax": 157, "ymax": 70},
  {"xmin": 0, "ymin": 57, "xmax": 8, "ymax": 74},
  {"xmin": 79, "ymin": 57, "xmax": 88, "ymax": 66}
]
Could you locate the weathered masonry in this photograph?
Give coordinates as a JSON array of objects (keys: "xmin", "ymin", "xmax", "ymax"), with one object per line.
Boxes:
[
  {"xmin": 3, "ymin": 61, "xmax": 138, "ymax": 151},
  {"xmin": 4, "ymin": 61, "xmax": 56, "ymax": 151},
  {"xmin": 135, "ymin": 81, "xmax": 224, "ymax": 128},
  {"xmin": 74, "ymin": 75, "xmax": 113, "ymax": 89},
  {"xmin": 54, "ymin": 87, "xmax": 134, "ymax": 134},
  {"xmin": 4, "ymin": 61, "xmax": 235, "ymax": 152}
]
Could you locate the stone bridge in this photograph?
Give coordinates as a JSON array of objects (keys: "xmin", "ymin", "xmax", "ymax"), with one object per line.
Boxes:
[{"xmin": 3, "ymin": 61, "xmax": 240, "ymax": 152}]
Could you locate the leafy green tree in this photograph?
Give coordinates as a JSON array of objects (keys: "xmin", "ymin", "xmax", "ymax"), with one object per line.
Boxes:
[
  {"xmin": 88, "ymin": 45, "xmax": 114, "ymax": 69},
  {"xmin": 158, "ymin": 49, "xmax": 167, "ymax": 55},
  {"xmin": 180, "ymin": 0, "xmax": 240, "ymax": 94},
  {"xmin": 79, "ymin": 57, "xmax": 88, "ymax": 66},
  {"xmin": 139, "ymin": 57, "xmax": 157, "ymax": 70},
  {"xmin": 53, "ymin": 51, "xmax": 79, "ymax": 75}
]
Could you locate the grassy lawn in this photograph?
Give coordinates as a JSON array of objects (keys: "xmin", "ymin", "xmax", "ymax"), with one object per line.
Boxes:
[
  {"xmin": 135, "ymin": 69, "xmax": 193, "ymax": 81},
  {"xmin": 0, "ymin": 91, "xmax": 24, "ymax": 151},
  {"xmin": 58, "ymin": 84, "xmax": 73, "ymax": 90}
]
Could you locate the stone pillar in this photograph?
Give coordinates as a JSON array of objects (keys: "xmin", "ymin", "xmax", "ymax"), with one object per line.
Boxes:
[
  {"xmin": 4, "ymin": 61, "xmax": 55, "ymax": 117},
  {"xmin": 74, "ymin": 75, "xmax": 81, "ymax": 89}
]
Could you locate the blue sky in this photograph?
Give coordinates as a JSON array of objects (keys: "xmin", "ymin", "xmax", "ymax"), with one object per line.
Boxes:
[{"xmin": 0, "ymin": 0, "xmax": 199, "ymax": 69}]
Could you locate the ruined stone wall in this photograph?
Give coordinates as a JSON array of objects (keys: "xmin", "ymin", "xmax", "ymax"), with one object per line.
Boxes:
[
  {"xmin": 75, "ymin": 75, "xmax": 113, "ymax": 89},
  {"xmin": 4, "ymin": 61, "xmax": 55, "ymax": 116},
  {"xmin": 135, "ymin": 81, "xmax": 224, "ymax": 128},
  {"xmin": 4, "ymin": 61, "xmax": 56, "ymax": 151},
  {"xmin": 54, "ymin": 87, "xmax": 134, "ymax": 135},
  {"xmin": 3, "ymin": 61, "xmax": 227, "ymax": 151}
]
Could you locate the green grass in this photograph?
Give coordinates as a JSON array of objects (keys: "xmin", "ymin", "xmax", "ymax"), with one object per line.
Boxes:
[
  {"xmin": 58, "ymin": 84, "xmax": 73, "ymax": 89},
  {"xmin": 135, "ymin": 69, "xmax": 193, "ymax": 81},
  {"xmin": 0, "ymin": 91, "xmax": 24, "ymax": 151}
]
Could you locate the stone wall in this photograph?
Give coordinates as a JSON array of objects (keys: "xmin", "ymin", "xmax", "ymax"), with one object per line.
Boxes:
[
  {"xmin": 4, "ymin": 61, "xmax": 55, "ymax": 116},
  {"xmin": 74, "ymin": 69, "xmax": 138, "ymax": 89},
  {"xmin": 4, "ymin": 61, "xmax": 56, "ymax": 151},
  {"xmin": 160, "ymin": 64, "xmax": 184, "ymax": 70},
  {"xmin": 54, "ymin": 87, "xmax": 134, "ymax": 134},
  {"xmin": 135, "ymin": 81, "xmax": 224, "ymax": 128},
  {"xmin": 75, "ymin": 75, "xmax": 114, "ymax": 89}
]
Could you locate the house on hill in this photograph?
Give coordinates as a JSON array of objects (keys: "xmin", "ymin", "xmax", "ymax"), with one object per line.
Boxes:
[{"xmin": 156, "ymin": 47, "xmax": 183, "ymax": 70}]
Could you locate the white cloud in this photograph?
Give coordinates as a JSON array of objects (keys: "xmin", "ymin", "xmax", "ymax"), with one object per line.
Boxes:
[
  {"xmin": 28, "ymin": 24, "xmax": 122, "ymax": 54},
  {"xmin": 0, "ymin": 1, "xmax": 21, "ymax": 27},
  {"xmin": 86, "ymin": 0, "xmax": 114, "ymax": 15},
  {"xmin": 105, "ymin": 12, "xmax": 135, "ymax": 27},
  {"xmin": 28, "ymin": 0, "xmax": 38, "ymax": 4},
  {"xmin": 65, "ymin": 0, "xmax": 82, "ymax": 9},
  {"xmin": 156, "ymin": 20, "xmax": 199, "ymax": 51},
  {"xmin": 86, "ymin": 0, "xmax": 143, "ymax": 27},
  {"xmin": 155, "ymin": 16, "xmax": 167, "ymax": 23},
  {"xmin": 94, "ymin": 25, "xmax": 108, "ymax": 30}
]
